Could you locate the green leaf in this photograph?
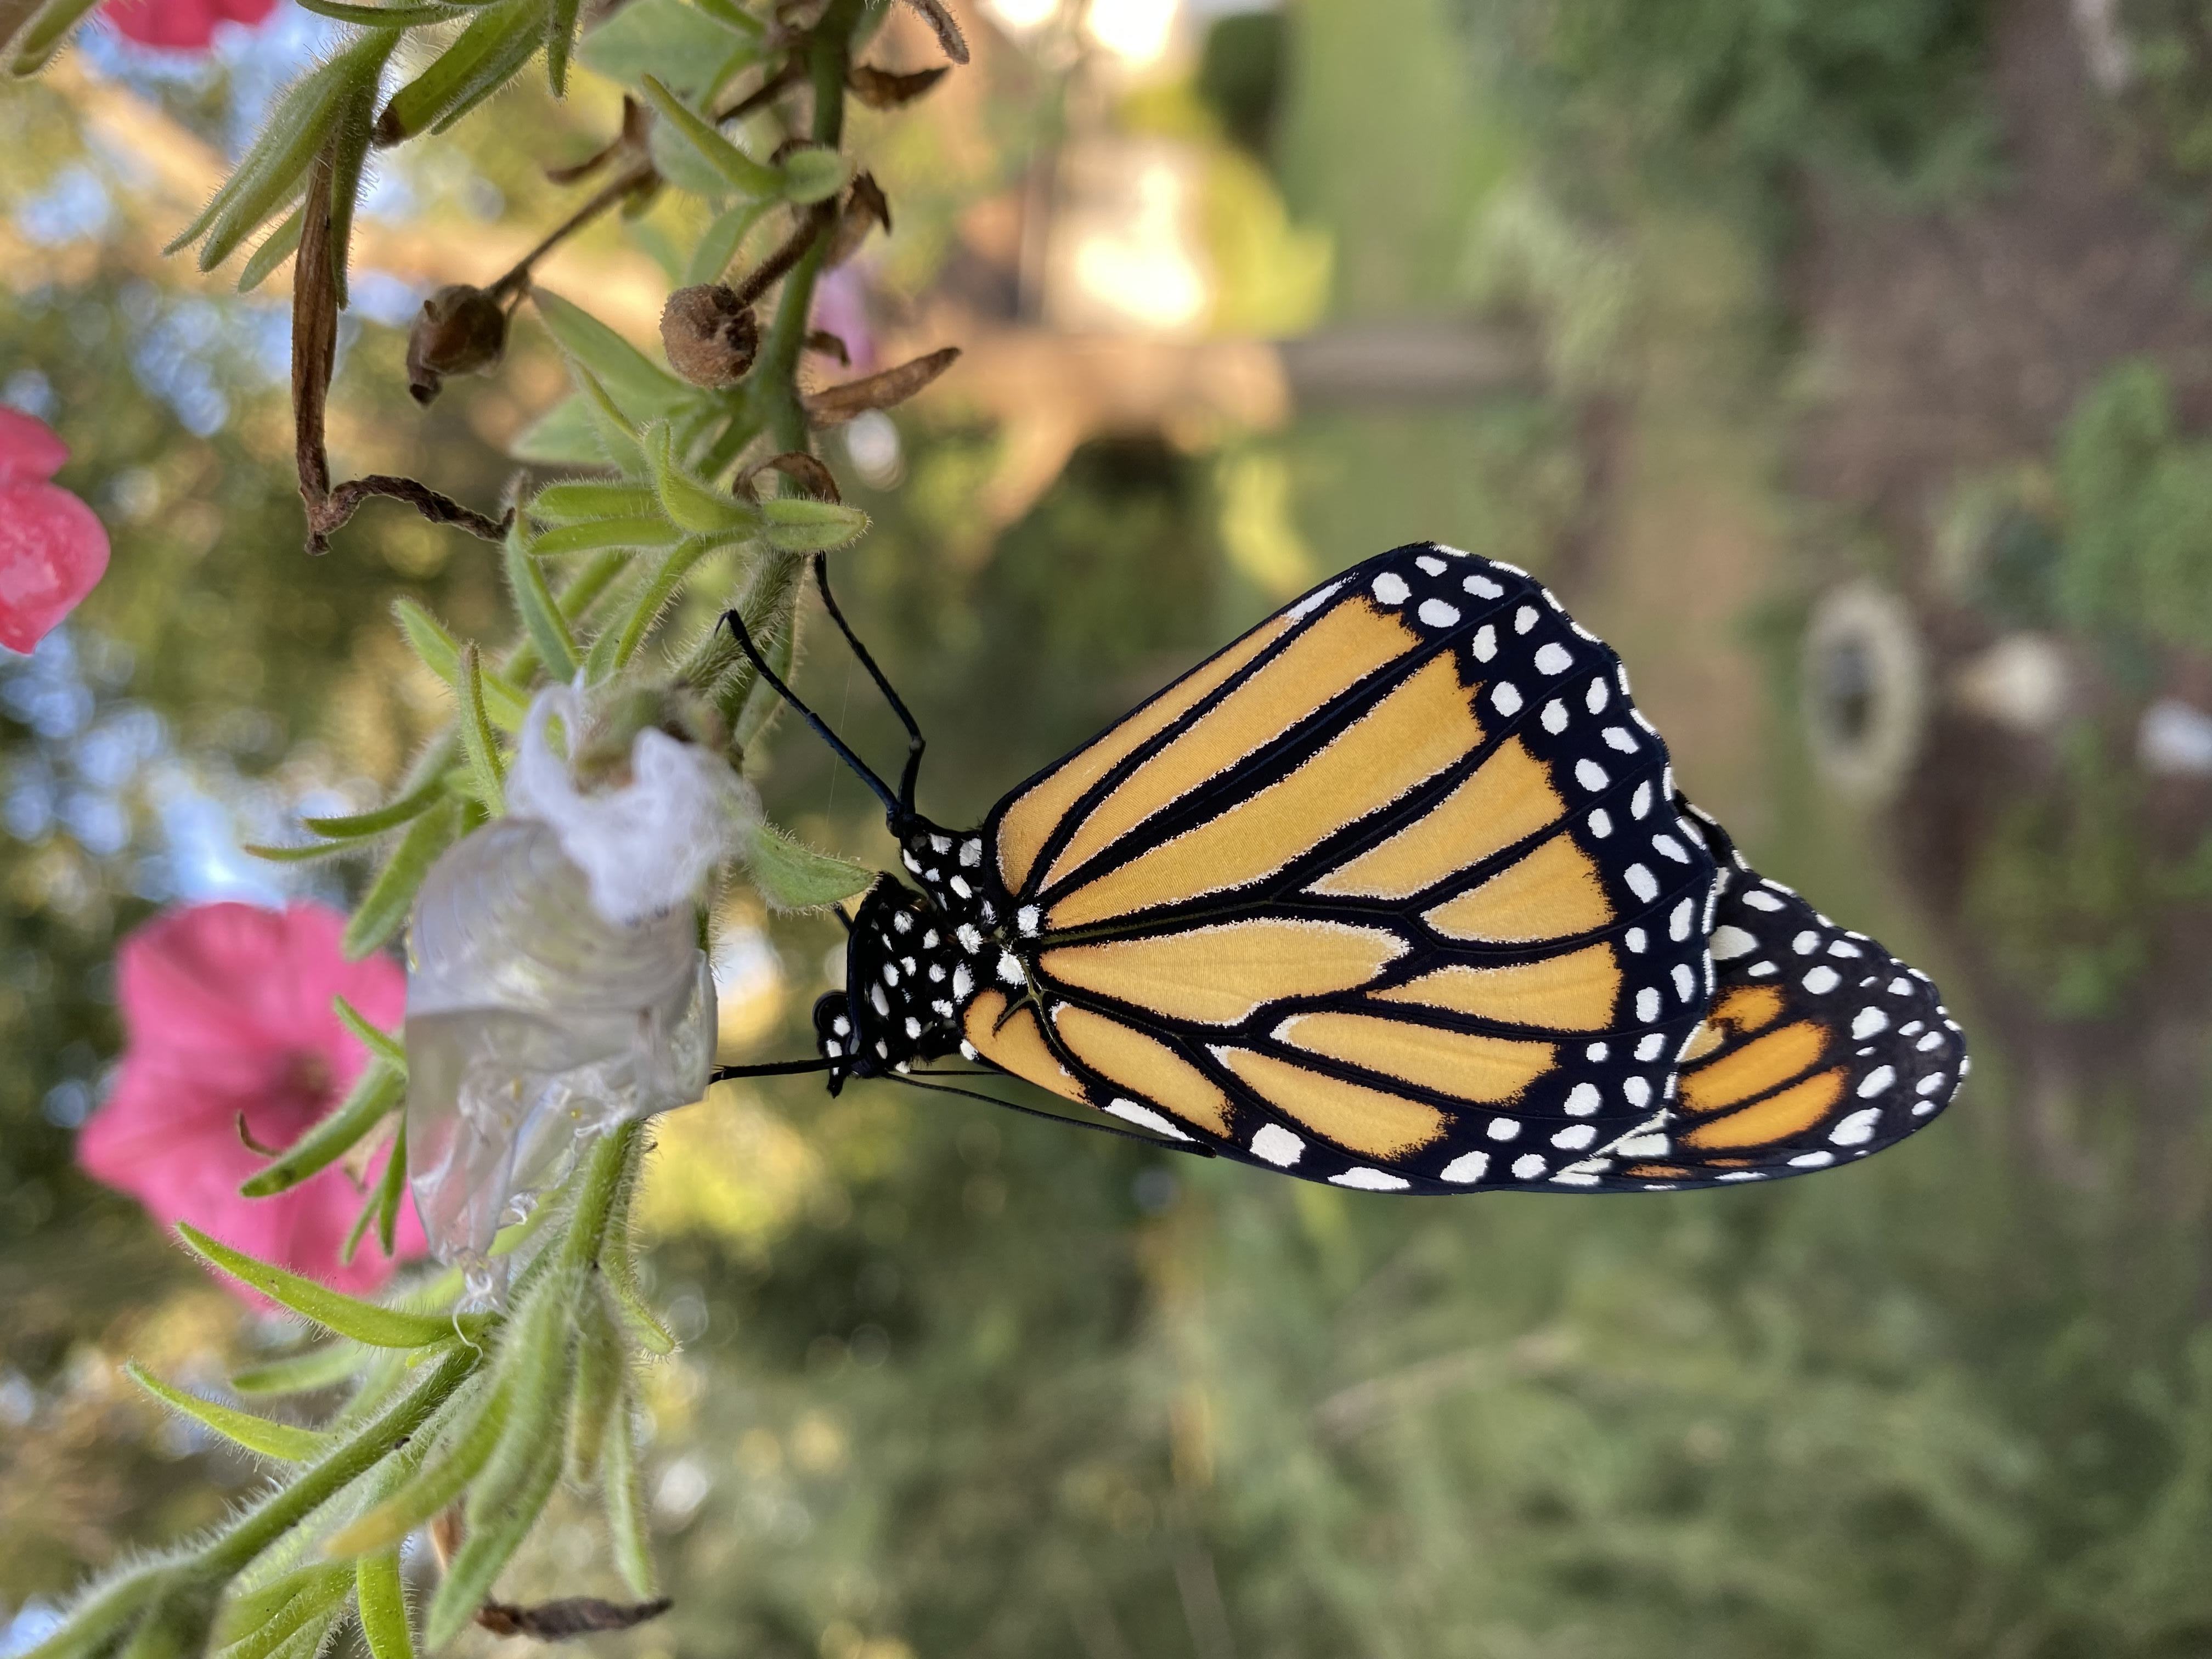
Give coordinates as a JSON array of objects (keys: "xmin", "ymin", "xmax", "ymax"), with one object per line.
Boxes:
[
  {"xmin": 332, "ymin": 995, "xmax": 407, "ymax": 1068},
  {"xmin": 685, "ymin": 197, "xmax": 771, "ymax": 285},
  {"xmin": 687, "ymin": 0, "xmax": 761, "ymax": 38},
  {"xmin": 16, "ymin": 1569, "xmax": 167, "ymax": 1659},
  {"xmin": 321, "ymin": 1376, "xmax": 509, "ymax": 1558},
  {"xmin": 531, "ymin": 480, "xmax": 662, "ymax": 523},
  {"xmin": 575, "ymin": 0, "xmax": 758, "ymax": 99},
  {"xmin": 544, "ymin": 0, "xmax": 579, "ymax": 94},
  {"xmin": 374, "ymin": 1115, "xmax": 408, "ymax": 1255},
  {"xmin": 239, "ymin": 1064, "xmax": 404, "ymax": 1198},
  {"xmin": 375, "ymin": 0, "xmax": 544, "ymax": 144},
  {"xmin": 212, "ymin": 1565, "xmax": 351, "ymax": 1659},
  {"xmin": 190, "ymin": 32, "xmax": 396, "ymax": 272},
  {"xmin": 126, "ymin": 1364, "xmax": 332, "ymax": 1463},
  {"xmin": 777, "ymin": 144, "xmax": 851, "ymax": 205},
  {"xmin": 467, "ymin": 1266, "xmax": 583, "ymax": 1530},
  {"xmin": 534, "ymin": 516, "xmax": 684, "ymax": 556},
  {"xmin": 353, "ymin": 1553, "xmax": 413, "ymax": 1659},
  {"xmin": 531, "ymin": 290, "xmax": 690, "ymax": 421},
  {"xmin": 456, "ymin": 644, "xmax": 507, "ymax": 816},
  {"xmin": 325, "ymin": 75, "xmax": 381, "ymax": 311},
  {"xmin": 646, "ymin": 422, "xmax": 758, "ymax": 535},
  {"xmin": 565, "ymin": 1287, "xmax": 623, "ymax": 1482},
  {"xmin": 177, "ymin": 1224, "xmax": 470, "ymax": 1348},
  {"xmin": 509, "ymin": 394, "xmax": 608, "ymax": 469},
  {"xmin": 572, "ymin": 366, "xmax": 653, "ymax": 475},
  {"xmin": 229, "ymin": 1343, "xmax": 366, "ymax": 1398},
  {"xmin": 504, "ymin": 523, "xmax": 578, "ymax": 680},
  {"xmin": 761, "ymin": 495, "xmax": 870, "ymax": 553},
  {"xmin": 6, "ymin": 0, "xmax": 106, "ymax": 76},
  {"xmin": 236, "ymin": 210, "xmax": 303, "ymax": 294},
  {"xmin": 426, "ymin": 1439, "xmax": 561, "ymax": 1647},
  {"xmin": 637, "ymin": 73, "xmax": 781, "ymax": 197},
  {"xmin": 299, "ymin": 774, "xmax": 448, "ymax": 842},
  {"xmin": 598, "ymin": 1174, "xmax": 675, "ymax": 1355},
  {"xmin": 591, "ymin": 534, "xmax": 719, "ymax": 680},
  {"xmin": 392, "ymin": 599, "xmax": 528, "ymax": 729},
  {"xmin": 241, "ymin": 838, "xmax": 358, "ymax": 865},
  {"xmin": 731, "ymin": 602, "xmax": 794, "ymax": 749},
  {"xmin": 746, "ymin": 821, "xmax": 872, "ymax": 911},
  {"xmin": 343, "ymin": 795, "xmax": 461, "ymax": 960},
  {"xmin": 294, "ymin": 0, "xmax": 471, "ymax": 23},
  {"xmin": 601, "ymin": 1397, "xmax": 658, "ymax": 1597}
]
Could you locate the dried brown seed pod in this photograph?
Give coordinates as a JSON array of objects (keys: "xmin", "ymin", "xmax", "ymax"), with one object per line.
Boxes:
[
  {"xmin": 660, "ymin": 284, "xmax": 760, "ymax": 387},
  {"xmin": 405, "ymin": 285, "xmax": 509, "ymax": 407}
]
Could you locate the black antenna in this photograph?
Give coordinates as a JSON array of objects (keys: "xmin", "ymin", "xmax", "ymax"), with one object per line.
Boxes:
[
  {"xmin": 811, "ymin": 554, "xmax": 926, "ymax": 812},
  {"xmin": 718, "ymin": 608, "xmax": 900, "ymax": 816},
  {"xmin": 890, "ymin": 1070, "xmax": 1217, "ymax": 1158},
  {"xmin": 709, "ymin": 1056, "xmax": 837, "ymax": 1083}
]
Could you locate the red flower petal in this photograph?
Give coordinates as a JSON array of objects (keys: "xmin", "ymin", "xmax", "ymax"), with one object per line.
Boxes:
[
  {"xmin": 0, "ymin": 481, "xmax": 109, "ymax": 656},
  {"xmin": 0, "ymin": 409, "xmax": 68, "ymax": 486},
  {"xmin": 80, "ymin": 901, "xmax": 422, "ymax": 1304},
  {"xmin": 103, "ymin": 0, "xmax": 278, "ymax": 49}
]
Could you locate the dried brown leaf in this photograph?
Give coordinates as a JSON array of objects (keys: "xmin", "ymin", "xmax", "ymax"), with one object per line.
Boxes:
[
  {"xmin": 848, "ymin": 62, "xmax": 950, "ymax": 108},
  {"xmin": 476, "ymin": 1598, "xmax": 675, "ymax": 1642},
  {"xmin": 803, "ymin": 346, "xmax": 961, "ymax": 426},
  {"xmin": 746, "ymin": 452, "xmax": 841, "ymax": 501}
]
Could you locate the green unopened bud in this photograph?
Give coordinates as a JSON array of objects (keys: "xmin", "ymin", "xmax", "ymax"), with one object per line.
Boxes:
[
  {"xmin": 659, "ymin": 284, "xmax": 758, "ymax": 387},
  {"xmin": 407, "ymin": 285, "xmax": 509, "ymax": 405}
]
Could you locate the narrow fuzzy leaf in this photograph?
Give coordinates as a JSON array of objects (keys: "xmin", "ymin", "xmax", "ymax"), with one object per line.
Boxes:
[
  {"xmin": 7, "ymin": 0, "xmax": 107, "ymax": 76},
  {"xmin": 761, "ymin": 495, "xmax": 869, "ymax": 553},
  {"xmin": 599, "ymin": 534, "xmax": 718, "ymax": 677},
  {"xmin": 565, "ymin": 1288, "xmax": 623, "ymax": 1483},
  {"xmin": 392, "ymin": 599, "xmax": 528, "ymax": 728},
  {"xmin": 333, "ymin": 996, "xmax": 407, "ymax": 1068},
  {"xmin": 353, "ymin": 1552, "xmax": 414, "ymax": 1659},
  {"xmin": 504, "ymin": 524, "xmax": 578, "ymax": 679},
  {"xmin": 597, "ymin": 1175, "xmax": 675, "ymax": 1355},
  {"xmin": 466, "ymin": 1266, "xmax": 584, "ymax": 1526},
  {"xmin": 237, "ymin": 210, "xmax": 304, "ymax": 294},
  {"xmin": 242, "ymin": 838, "xmax": 358, "ymax": 865},
  {"xmin": 19, "ymin": 1570, "xmax": 169, "ymax": 1659},
  {"xmin": 457, "ymin": 644, "xmax": 506, "ymax": 816},
  {"xmin": 230, "ymin": 1343, "xmax": 366, "ymax": 1397},
  {"xmin": 687, "ymin": 0, "xmax": 761, "ymax": 37},
  {"xmin": 212, "ymin": 1565, "xmax": 351, "ymax": 1659},
  {"xmin": 239, "ymin": 1064, "xmax": 404, "ymax": 1198},
  {"xmin": 426, "ymin": 1440, "xmax": 562, "ymax": 1647},
  {"xmin": 373, "ymin": 1115, "xmax": 407, "ymax": 1255},
  {"xmin": 746, "ymin": 821, "xmax": 871, "ymax": 911},
  {"xmin": 342, "ymin": 795, "xmax": 460, "ymax": 959},
  {"xmin": 776, "ymin": 144, "xmax": 850, "ymax": 205},
  {"xmin": 730, "ymin": 604, "xmax": 794, "ymax": 749},
  {"xmin": 685, "ymin": 198, "xmax": 771, "ymax": 286},
  {"xmin": 544, "ymin": 0, "xmax": 579, "ymax": 94},
  {"xmin": 195, "ymin": 33, "xmax": 393, "ymax": 272},
  {"xmin": 325, "ymin": 77, "xmax": 381, "ymax": 310},
  {"xmin": 374, "ymin": 0, "xmax": 543, "ymax": 144},
  {"xmin": 126, "ymin": 1365, "xmax": 332, "ymax": 1463},
  {"xmin": 177, "ymin": 1225, "xmax": 469, "ymax": 1348},
  {"xmin": 531, "ymin": 290, "xmax": 690, "ymax": 420},
  {"xmin": 322, "ymin": 1376, "xmax": 509, "ymax": 1558},
  {"xmin": 300, "ymin": 774, "xmax": 448, "ymax": 842},
  {"xmin": 646, "ymin": 422, "xmax": 757, "ymax": 535},
  {"xmin": 530, "ymin": 480, "xmax": 661, "ymax": 523},
  {"xmin": 601, "ymin": 1398, "xmax": 658, "ymax": 1598},
  {"xmin": 636, "ymin": 73, "xmax": 780, "ymax": 196},
  {"xmin": 533, "ymin": 516, "xmax": 682, "ymax": 556},
  {"xmin": 294, "ymin": 0, "xmax": 471, "ymax": 23}
]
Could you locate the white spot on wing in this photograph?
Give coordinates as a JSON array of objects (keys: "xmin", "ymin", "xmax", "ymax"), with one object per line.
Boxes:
[
  {"xmin": 1373, "ymin": 572, "xmax": 1411, "ymax": 605},
  {"xmin": 1331, "ymin": 1167, "xmax": 1411, "ymax": 1190},
  {"xmin": 1492, "ymin": 682, "xmax": 1523, "ymax": 716},
  {"xmin": 1710, "ymin": 924, "xmax": 1757, "ymax": 960},
  {"xmin": 1440, "ymin": 1150, "xmax": 1489, "ymax": 1183},
  {"xmin": 1534, "ymin": 642, "xmax": 1574, "ymax": 675},
  {"xmin": 1251, "ymin": 1124, "xmax": 1304, "ymax": 1166},
  {"xmin": 1830, "ymin": 1107, "xmax": 1883, "ymax": 1146},
  {"xmin": 1107, "ymin": 1099, "xmax": 1193, "ymax": 1141},
  {"xmin": 1803, "ymin": 966, "xmax": 1841, "ymax": 995},
  {"xmin": 1418, "ymin": 598, "xmax": 1460, "ymax": 628}
]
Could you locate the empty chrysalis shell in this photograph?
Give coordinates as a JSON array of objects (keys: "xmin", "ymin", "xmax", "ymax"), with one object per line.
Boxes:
[{"xmin": 405, "ymin": 688, "xmax": 752, "ymax": 1302}]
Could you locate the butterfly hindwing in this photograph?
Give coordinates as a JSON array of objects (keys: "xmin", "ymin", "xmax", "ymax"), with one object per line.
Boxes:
[{"xmin": 969, "ymin": 543, "xmax": 1730, "ymax": 1192}]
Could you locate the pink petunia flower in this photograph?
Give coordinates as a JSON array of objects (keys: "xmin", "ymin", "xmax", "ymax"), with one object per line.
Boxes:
[
  {"xmin": 101, "ymin": 0, "xmax": 278, "ymax": 51},
  {"xmin": 809, "ymin": 261, "xmax": 878, "ymax": 373},
  {"xmin": 78, "ymin": 901, "xmax": 426, "ymax": 1302},
  {"xmin": 1, "ymin": 409, "xmax": 110, "ymax": 657}
]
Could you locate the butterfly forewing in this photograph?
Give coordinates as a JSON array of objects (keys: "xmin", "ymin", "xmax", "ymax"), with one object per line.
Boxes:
[{"xmin": 973, "ymin": 543, "xmax": 1729, "ymax": 1191}]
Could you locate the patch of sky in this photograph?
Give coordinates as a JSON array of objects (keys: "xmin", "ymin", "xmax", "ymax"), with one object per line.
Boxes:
[
  {"xmin": 78, "ymin": 2, "xmax": 345, "ymax": 157},
  {"xmin": 2, "ymin": 369, "xmax": 57, "ymax": 421},
  {"xmin": 15, "ymin": 164, "xmax": 113, "ymax": 246},
  {"xmin": 351, "ymin": 269, "xmax": 426, "ymax": 329}
]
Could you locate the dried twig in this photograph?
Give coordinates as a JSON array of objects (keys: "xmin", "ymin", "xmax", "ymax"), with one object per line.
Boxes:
[{"xmin": 899, "ymin": 0, "xmax": 968, "ymax": 63}]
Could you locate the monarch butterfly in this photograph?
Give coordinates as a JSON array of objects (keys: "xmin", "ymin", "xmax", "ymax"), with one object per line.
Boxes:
[{"xmin": 715, "ymin": 541, "xmax": 1965, "ymax": 1193}]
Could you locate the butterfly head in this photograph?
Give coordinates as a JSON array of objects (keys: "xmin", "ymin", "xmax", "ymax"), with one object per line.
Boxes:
[{"xmin": 815, "ymin": 869, "xmax": 990, "ymax": 1092}]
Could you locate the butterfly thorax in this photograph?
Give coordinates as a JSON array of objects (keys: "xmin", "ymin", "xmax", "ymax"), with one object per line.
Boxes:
[{"xmin": 812, "ymin": 819, "xmax": 1010, "ymax": 1091}]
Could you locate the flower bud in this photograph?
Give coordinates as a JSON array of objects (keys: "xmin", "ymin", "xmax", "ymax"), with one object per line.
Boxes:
[
  {"xmin": 659, "ymin": 283, "xmax": 758, "ymax": 387},
  {"xmin": 406, "ymin": 284, "xmax": 509, "ymax": 406}
]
